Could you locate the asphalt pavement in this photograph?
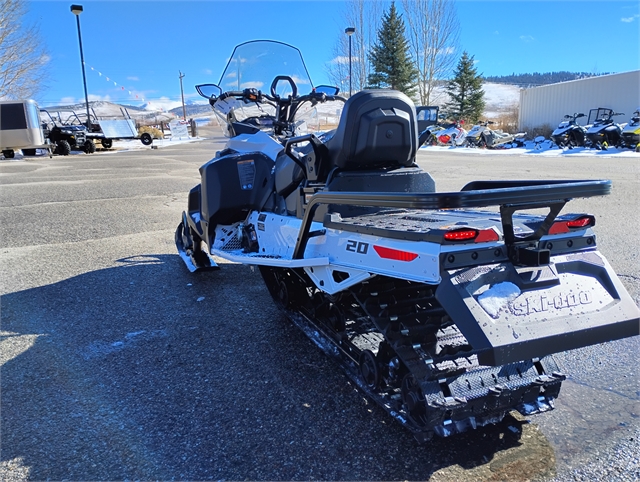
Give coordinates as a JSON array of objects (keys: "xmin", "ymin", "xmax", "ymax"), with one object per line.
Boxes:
[{"xmin": 1, "ymin": 139, "xmax": 638, "ymax": 481}]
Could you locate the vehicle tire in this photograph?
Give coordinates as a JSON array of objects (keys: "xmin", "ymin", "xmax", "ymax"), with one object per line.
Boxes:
[
  {"xmin": 101, "ymin": 138, "xmax": 113, "ymax": 149},
  {"xmin": 140, "ymin": 133, "xmax": 153, "ymax": 145},
  {"xmin": 2, "ymin": 149, "xmax": 15, "ymax": 159},
  {"xmin": 22, "ymin": 148, "xmax": 37, "ymax": 156},
  {"xmin": 83, "ymin": 139, "xmax": 96, "ymax": 154},
  {"xmin": 55, "ymin": 140, "xmax": 71, "ymax": 156}
]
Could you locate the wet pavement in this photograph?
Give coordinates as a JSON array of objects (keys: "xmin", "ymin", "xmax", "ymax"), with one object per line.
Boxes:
[{"xmin": 1, "ymin": 139, "xmax": 638, "ymax": 480}]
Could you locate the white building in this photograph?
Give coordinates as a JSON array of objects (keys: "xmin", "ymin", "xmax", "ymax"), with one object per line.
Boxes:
[{"xmin": 518, "ymin": 70, "xmax": 640, "ymax": 130}]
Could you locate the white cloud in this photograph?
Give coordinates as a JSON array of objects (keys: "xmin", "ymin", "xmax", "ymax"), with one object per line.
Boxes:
[
  {"xmin": 329, "ymin": 55, "xmax": 353, "ymax": 65},
  {"xmin": 203, "ymin": 69, "xmax": 213, "ymax": 75},
  {"xmin": 519, "ymin": 35, "xmax": 535, "ymax": 43},
  {"xmin": 60, "ymin": 96, "xmax": 76, "ymax": 104},
  {"xmin": 145, "ymin": 96, "xmax": 182, "ymax": 112},
  {"xmin": 88, "ymin": 94, "xmax": 112, "ymax": 102},
  {"xmin": 621, "ymin": 14, "xmax": 639, "ymax": 23},
  {"xmin": 290, "ymin": 75, "xmax": 310, "ymax": 86},
  {"xmin": 127, "ymin": 76, "xmax": 139, "ymax": 81},
  {"xmin": 240, "ymin": 81, "xmax": 264, "ymax": 89}
]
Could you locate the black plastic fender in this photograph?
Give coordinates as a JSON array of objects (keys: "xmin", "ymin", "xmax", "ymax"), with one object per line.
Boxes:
[{"xmin": 435, "ymin": 251, "xmax": 640, "ymax": 366}]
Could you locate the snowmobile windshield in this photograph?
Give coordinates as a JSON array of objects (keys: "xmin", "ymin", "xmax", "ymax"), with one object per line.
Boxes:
[
  {"xmin": 210, "ymin": 40, "xmax": 339, "ymax": 137},
  {"xmin": 218, "ymin": 40, "xmax": 313, "ymax": 96}
]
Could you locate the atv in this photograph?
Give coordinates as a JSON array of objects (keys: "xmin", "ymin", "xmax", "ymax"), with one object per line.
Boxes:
[
  {"xmin": 40, "ymin": 109, "xmax": 96, "ymax": 155},
  {"xmin": 174, "ymin": 40, "xmax": 640, "ymax": 441}
]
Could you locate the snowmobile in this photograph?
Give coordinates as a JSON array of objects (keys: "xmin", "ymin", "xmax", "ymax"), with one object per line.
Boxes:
[
  {"xmin": 585, "ymin": 108, "xmax": 624, "ymax": 150},
  {"xmin": 466, "ymin": 120, "xmax": 526, "ymax": 149},
  {"xmin": 550, "ymin": 113, "xmax": 587, "ymax": 148},
  {"xmin": 621, "ymin": 109, "xmax": 640, "ymax": 151},
  {"xmin": 435, "ymin": 119, "xmax": 467, "ymax": 147},
  {"xmin": 175, "ymin": 40, "xmax": 640, "ymax": 441}
]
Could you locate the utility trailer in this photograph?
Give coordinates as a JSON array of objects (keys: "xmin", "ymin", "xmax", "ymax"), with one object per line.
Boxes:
[
  {"xmin": 0, "ymin": 100, "xmax": 53, "ymax": 159},
  {"xmin": 69, "ymin": 107, "xmax": 153, "ymax": 148}
]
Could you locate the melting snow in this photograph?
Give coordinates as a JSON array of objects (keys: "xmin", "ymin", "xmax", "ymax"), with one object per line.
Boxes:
[{"xmin": 478, "ymin": 282, "xmax": 521, "ymax": 319}]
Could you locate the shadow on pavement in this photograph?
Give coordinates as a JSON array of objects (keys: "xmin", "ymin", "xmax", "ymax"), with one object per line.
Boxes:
[{"xmin": 1, "ymin": 254, "xmax": 557, "ymax": 480}]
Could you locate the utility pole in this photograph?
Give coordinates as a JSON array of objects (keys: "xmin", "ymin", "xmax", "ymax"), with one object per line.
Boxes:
[{"xmin": 179, "ymin": 71, "xmax": 186, "ymax": 120}]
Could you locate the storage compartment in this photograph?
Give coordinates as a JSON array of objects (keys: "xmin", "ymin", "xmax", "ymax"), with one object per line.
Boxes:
[{"xmin": 199, "ymin": 152, "xmax": 275, "ymax": 225}]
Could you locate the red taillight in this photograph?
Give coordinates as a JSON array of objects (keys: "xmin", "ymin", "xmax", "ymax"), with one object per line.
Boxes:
[
  {"xmin": 444, "ymin": 229, "xmax": 478, "ymax": 241},
  {"xmin": 373, "ymin": 245, "xmax": 419, "ymax": 261},
  {"xmin": 439, "ymin": 134, "xmax": 451, "ymax": 143},
  {"xmin": 566, "ymin": 216, "xmax": 594, "ymax": 228},
  {"xmin": 549, "ymin": 215, "xmax": 595, "ymax": 234}
]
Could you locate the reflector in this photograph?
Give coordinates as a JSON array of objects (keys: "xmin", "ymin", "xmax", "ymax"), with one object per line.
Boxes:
[{"xmin": 373, "ymin": 245, "xmax": 419, "ymax": 261}]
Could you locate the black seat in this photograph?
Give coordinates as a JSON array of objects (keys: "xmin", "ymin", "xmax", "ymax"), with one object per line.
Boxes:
[{"xmin": 326, "ymin": 89, "xmax": 419, "ymax": 170}]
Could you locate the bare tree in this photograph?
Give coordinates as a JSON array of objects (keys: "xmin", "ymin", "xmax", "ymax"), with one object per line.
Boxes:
[
  {"xmin": 326, "ymin": 0, "xmax": 386, "ymax": 94},
  {"xmin": 0, "ymin": 0, "xmax": 49, "ymax": 99},
  {"xmin": 401, "ymin": 0, "xmax": 459, "ymax": 106}
]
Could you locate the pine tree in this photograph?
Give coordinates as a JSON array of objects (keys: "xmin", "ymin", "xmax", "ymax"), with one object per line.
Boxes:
[
  {"xmin": 444, "ymin": 51, "xmax": 485, "ymax": 123},
  {"xmin": 367, "ymin": 2, "xmax": 418, "ymax": 98}
]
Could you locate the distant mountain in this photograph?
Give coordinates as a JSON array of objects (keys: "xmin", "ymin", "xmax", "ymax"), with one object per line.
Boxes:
[
  {"xmin": 483, "ymin": 71, "xmax": 613, "ymax": 87},
  {"xmin": 169, "ymin": 103, "xmax": 214, "ymax": 118}
]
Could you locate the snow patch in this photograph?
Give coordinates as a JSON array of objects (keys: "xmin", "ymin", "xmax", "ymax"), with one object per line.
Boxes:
[{"xmin": 478, "ymin": 282, "xmax": 521, "ymax": 319}]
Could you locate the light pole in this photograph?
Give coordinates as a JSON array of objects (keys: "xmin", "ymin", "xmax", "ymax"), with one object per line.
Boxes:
[
  {"xmin": 71, "ymin": 4, "xmax": 91, "ymax": 130},
  {"xmin": 179, "ymin": 71, "xmax": 187, "ymax": 121},
  {"xmin": 345, "ymin": 27, "xmax": 355, "ymax": 97}
]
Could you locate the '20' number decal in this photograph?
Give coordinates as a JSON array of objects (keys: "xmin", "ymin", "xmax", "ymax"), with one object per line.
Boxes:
[{"xmin": 346, "ymin": 240, "xmax": 369, "ymax": 254}]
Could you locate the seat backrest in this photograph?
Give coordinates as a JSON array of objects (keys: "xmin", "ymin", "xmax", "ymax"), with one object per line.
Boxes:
[{"xmin": 327, "ymin": 90, "xmax": 418, "ymax": 170}]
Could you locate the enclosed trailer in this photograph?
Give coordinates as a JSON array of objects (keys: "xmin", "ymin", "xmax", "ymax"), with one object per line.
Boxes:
[{"xmin": 0, "ymin": 100, "xmax": 53, "ymax": 158}]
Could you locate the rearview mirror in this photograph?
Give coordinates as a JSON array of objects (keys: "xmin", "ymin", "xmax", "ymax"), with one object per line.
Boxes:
[
  {"xmin": 196, "ymin": 84, "xmax": 222, "ymax": 100},
  {"xmin": 314, "ymin": 85, "xmax": 340, "ymax": 96}
]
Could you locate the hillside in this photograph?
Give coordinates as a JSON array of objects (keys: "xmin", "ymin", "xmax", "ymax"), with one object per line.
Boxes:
[{"xmin": 483, "ymin": 71, "xmax": 612, "ymax": 87}]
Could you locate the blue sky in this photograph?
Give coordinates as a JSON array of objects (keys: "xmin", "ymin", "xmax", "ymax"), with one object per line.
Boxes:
[{"xmin": 27, "ymin": 0, "xmax": 640, "ymax": 110}]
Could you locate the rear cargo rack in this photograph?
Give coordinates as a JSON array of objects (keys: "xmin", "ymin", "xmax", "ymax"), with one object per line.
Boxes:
[{"xmin": 293, "ymin": 179, "xmax": 611, "ymax": 259}]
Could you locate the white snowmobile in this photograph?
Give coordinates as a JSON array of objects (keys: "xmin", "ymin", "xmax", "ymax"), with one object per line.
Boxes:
[{"xmin": 175, "ymin": 40, "xmax": 639, "ymax": 441}]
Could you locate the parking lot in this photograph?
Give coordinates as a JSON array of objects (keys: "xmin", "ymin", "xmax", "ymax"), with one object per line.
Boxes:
[{"xmin": 1, "ymin": 138, "xmax": 638, "ymax": 481}]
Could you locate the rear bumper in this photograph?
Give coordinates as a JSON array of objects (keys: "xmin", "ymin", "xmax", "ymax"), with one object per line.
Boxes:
[{"xmin": 436, "ymin": 250, "xmax": 640, "ymax": 366}]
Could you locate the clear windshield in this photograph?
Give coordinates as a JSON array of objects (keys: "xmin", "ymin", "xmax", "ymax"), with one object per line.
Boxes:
[
  {"xmin": 219, "ymin": 40, "xmax": 313, "ymax": 96},
  {"xmin": 209, "ymin": 40, "xmax": 342, "ymax": 137}
]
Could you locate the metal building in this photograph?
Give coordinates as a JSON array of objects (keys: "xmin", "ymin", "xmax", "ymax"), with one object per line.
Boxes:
[{"xmin": 518, "ymin": 70, "xmax": 640, "ymax": 131}]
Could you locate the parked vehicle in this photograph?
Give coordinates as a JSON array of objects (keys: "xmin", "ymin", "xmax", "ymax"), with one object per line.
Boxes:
[
  {"xmin": 435, "ymin": 119, "xmax": 467, "ymax": 146},
  {"xmin": 40, "ymin": 110, "xmax": 95, "ymax": 155},
  {"xmin": 585, "ymin": 108, "xmax": 624, "ymax": 150},
  {"xmin": 551, "ymin": 113, "xmax": 588, "ymax": 148},
  {"xmin": 416, "ymin": 106, "xmax": 439, "ymax": 134},
  {"xmin": 174, "ymin": 40, "xmax": 639, "ymax": 442},
  {"xmin": 72, "ymin": 107, "xmax": 153, "ymax": 148},
  {"xmin": 0, "ymin": 100, "xmax": 53, "ymax": 158},
  {"xmin": 621, "ymin": 109, "xmax": 640, "ymax": 151},
  {"xmin": 466, "ymin": 120, "xmax": 525, "ymax": 148}
]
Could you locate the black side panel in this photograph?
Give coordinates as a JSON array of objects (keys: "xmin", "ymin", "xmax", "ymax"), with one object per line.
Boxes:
[{"xmin": 199, "ymin": 152, "xmax": 274, "ymax": 226}]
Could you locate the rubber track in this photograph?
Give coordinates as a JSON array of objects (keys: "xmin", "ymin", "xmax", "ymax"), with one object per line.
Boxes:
[{"xmin": 260, "ymin": 267, "xmax": 566, "ymax": 441}]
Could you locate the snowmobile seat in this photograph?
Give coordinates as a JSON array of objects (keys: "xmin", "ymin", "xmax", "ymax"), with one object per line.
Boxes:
[{"xmin": 326, "ymin": 89, "xmax": 419, "ymax": 171}]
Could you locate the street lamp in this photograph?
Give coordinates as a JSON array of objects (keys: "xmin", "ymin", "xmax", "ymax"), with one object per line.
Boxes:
[
  {"xmin": 71, "ymin": 4, "xmax": 91, "ymax": 130},
  {"xmin": 345, "ymin": 27, "xmax": 355, "ymax": 97}
]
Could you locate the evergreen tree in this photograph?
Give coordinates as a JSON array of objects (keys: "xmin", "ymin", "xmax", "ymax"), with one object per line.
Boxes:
[
  {"xmin": 444, "ymin": 51, "xmax": 485, "ymax": 123},
  {"xmin": 367, "ymin": 2, "xmax": 418, "ymax": 98}
]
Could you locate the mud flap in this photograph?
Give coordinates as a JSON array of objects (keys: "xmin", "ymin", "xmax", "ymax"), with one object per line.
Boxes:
[
  {"xmin": 175, "ymin": 218, "xmax": 219, "ymax": 272},
  {"xmin": 436, "ymin": 250, "xmax": 640, "ymax": 366}
]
